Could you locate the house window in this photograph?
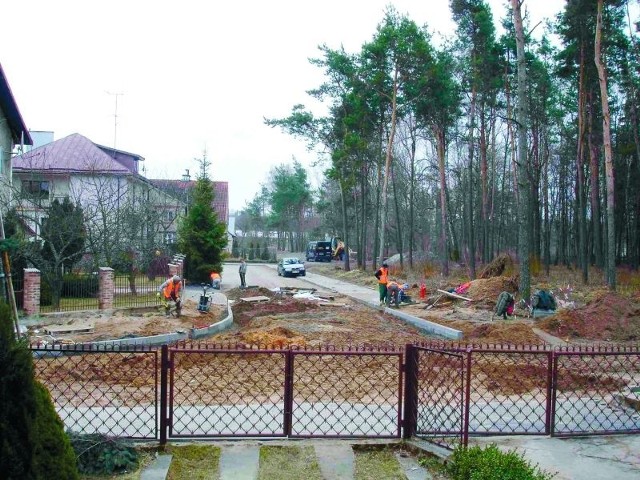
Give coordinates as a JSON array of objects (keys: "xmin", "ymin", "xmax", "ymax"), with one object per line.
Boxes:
[
  {"xmin": 22, "ymin": 180, "xmax": 50, "ymax": 199},
  {"xmin": 164, "ymin": 232, "xmax": 176, "ymax": 244},
  {"xmin": 164, "ymin": 210, "xmax": 175, "ymax": 222}
]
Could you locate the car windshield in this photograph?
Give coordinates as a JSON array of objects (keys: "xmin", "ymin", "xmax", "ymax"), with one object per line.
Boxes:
[{"xmin": 285, "ymin": 258, "xmax": 300, "ymax": 264}]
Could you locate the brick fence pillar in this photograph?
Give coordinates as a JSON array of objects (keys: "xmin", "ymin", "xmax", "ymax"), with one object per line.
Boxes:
[
  {"xmin": 99, "ymin": 267, "xmax": 114, "ymax": 310},
  {"xmin": 23, "ymin": 268, "xmax": 41, "ymax": 316}
]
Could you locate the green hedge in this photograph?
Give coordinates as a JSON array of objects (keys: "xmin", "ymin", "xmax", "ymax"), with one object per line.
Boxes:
[{"xmin": 447, "ymin": 444, "xmax": 555, "ymax": 480}]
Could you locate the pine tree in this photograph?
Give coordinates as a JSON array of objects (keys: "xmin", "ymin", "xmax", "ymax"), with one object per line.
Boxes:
[{"xmin": 177, "ymin": 157, "xmax": 228, "ymax": 282}]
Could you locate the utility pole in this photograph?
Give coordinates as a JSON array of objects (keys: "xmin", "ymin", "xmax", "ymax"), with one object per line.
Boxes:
[
  {"xmin": 0, "ymin": 209, "xmax": 21, "ymax": 338},
  {"xmin": 106, "ymin": 91, "xmax": 124, "ymax": 152}
]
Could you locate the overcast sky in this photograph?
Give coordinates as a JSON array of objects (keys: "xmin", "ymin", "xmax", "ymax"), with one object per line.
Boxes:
[{"xmin": 1, "ymin": 1, "xmax": 569, "ymax": 212}]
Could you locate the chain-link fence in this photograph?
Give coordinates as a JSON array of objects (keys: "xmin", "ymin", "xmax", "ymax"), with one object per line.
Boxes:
[{"xmin": 30, "ymin": 342, "xmax": 640, "ymax": 446}]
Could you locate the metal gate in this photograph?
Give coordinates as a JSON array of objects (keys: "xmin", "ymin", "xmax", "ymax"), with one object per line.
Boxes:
[
  {"xmin": 404, "ymin": 345, "xmax": 470, "ymax": 449},
  {"xmin": 165, "ymin": 346, "xmax": 403, "ymax": 439}
]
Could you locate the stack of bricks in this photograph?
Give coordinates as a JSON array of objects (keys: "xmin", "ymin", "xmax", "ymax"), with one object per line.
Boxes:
[
  {"xmin": 23, "ymin": 268, "xmax": 41, "ymax": 316},
  {"xmin": 98, "ymin": 267, "xmax": 114, "ymax": 309}
]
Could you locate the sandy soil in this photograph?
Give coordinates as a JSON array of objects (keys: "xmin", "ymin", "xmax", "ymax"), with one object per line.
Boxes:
[{"xmin": 29, "ymin": 299, "xmax": 227, "ymax": 344}]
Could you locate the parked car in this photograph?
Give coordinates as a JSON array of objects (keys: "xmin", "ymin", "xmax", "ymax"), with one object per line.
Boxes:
[
  {"xmin": 277, "ymin": 257, "xmax": 306, "ymax": 277},
  {"xmin": 306, "ymin": 240, "xmax": 332, "ymax": 262}
]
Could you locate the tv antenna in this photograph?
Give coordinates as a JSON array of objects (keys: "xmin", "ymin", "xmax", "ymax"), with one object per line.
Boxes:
[{"xmin": 106, "ymin": 91, "xmax": 124, "ymax": 152}]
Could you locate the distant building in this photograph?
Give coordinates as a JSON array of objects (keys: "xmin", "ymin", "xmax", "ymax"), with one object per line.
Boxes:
[
  {"xmin": 149, "ymin": 178, "xmax": 229, "ymax": 226},
  {"xmin": 0, "ymin": 62, "xmax": 32, "ymax": 207},
  {"xmin": 10, "ymin": 133, "xmax": 184, "ymax": 246}
]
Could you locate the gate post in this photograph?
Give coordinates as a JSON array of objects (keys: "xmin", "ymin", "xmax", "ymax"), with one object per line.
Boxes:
[
  {"xmin": 159, "ymin": 345, "xmax": 169, "ymax": 446},
  {"xmin": 403, "ymin": 344, "xmax": 418, "ymax": 439},
  {"xmin": 283, "ymin": 350, "xmax": 294, "ymax": 436}
]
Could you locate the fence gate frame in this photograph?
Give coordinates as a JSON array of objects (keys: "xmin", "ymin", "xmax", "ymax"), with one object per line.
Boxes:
[{"xmin": 404, "ymin": 344, "xmax": 470, "ymax": 449}]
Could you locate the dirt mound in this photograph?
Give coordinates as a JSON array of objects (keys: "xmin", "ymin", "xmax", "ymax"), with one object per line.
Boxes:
[
  {"xmin": 225, "ymin": 286, "xmax": 276, "ymax": 301},
  {"xmin": 231, "ymin": 296, "xmax": 319, "ymax": 327},
  {"xmin": 538, "ymin": 292, "xmax": 640, "ymax": 342},
  {"xmin": 478, "ymin": 254, "xmax": 514, "ymax": 279},
  {"xmin": 466, "ymin": 275, "xmax": 519, "ymax": 308},
  {"xmin": 465, "ymin": 322, "xmax": 543, "ymax": 344},
  {"xmin": 240, "ymin": 326, "xmax": 307, "ymax": 348}
]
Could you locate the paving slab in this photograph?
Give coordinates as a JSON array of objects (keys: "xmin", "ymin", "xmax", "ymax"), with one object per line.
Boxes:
[
  {"xmin": 140, "ymin": 454, "xmax": 172, "ymax": 480},
  {"xmin": 219, "ymin": 444, "xmax": 260, "ymax": 480},
  {"xmin": 395, "ymin": 450, "xmax": 432, "ymax": 480},
  {"xmin": 315, "ymin": 443, "xmax": 355, "ymax": 479}
]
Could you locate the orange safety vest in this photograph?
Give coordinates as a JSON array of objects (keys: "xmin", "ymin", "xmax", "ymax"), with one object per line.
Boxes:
[
  {"xmin": 210, "ymin": 272, "xmax": 221, "ymax": 281},
  {"xmin": 163, "ymin": 279, "xmax": 182, "ymax": 298},
  {"xmin": 377, "ymin": 267, "xmax": 389, "ymax": 284}
]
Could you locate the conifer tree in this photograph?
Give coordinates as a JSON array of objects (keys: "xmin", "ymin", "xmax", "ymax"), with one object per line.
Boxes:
[
  {"xmin": 0, "ymin": 301, "xmax": 78, "ymax": 479},
  {"xmin": 177, "ymin": 154, "xmax": 228, "ymax": 282}
]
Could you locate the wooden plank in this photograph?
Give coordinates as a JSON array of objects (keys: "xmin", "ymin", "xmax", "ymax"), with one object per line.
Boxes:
[
  {"xmin": 44, "ymin": 322, "xmax": 95, "ymax": 334},
  {"xmin": 240, "ymin": 296, "xmax": 271, "ymax": 303},
  {"xmin": 436, "ymin": 289, "xmax": 472, "ymax": 302}
]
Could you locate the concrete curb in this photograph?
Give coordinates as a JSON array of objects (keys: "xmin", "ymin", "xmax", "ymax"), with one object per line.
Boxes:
[
  {"xmin": 190, "ymin": 299, "xmax": 234, "ymax": 339},
  {"xmin": 300, "ymin": 273, "xmax": 463, "ymax": 341},
  {"xmin": 382, "ymin": 307, "xmax": 463, "ymax": 341}
]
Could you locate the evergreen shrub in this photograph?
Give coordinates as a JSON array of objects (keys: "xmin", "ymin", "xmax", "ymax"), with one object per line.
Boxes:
[
  {"xmin": 446, "ymin": 444, "xmax": 554, "ymax": 480},
  {"xmin": 0, "ymin": 301, "xmax": 79, "ymax": 479}
]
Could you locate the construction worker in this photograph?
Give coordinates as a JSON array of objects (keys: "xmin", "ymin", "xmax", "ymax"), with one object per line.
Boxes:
[
  {"xmin": 157, "ymin": 275, "xmax": 182, "ymax": 317},
  {"xmin": 210, "ymin": 271, "xmax": 221, "ymax": 290},
  {"xmin": 386, "ymin": 279, "xmax": 401, "ymax": 308},
  {"xmin": 374, "ymin": 261, "xmax": 389, "ymax": 306},
  {"xmin": 239, "ymin": 258, "xmax": 247, "ymax": 288}
]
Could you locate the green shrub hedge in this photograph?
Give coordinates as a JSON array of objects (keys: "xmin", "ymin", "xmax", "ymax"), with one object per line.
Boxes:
[{"xmin": 447, "ymin": 444, "xmax": 555, "ymax": 480}]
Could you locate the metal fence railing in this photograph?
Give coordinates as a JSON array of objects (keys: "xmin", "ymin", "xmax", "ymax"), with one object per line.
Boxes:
[
  {"xmin": 32, "ymin": 344, "xmax": 158, "ymax": 439},
  {"xmin": 40, "ymin": 273, "xmax": 99, "ymax": 313},
  {"xmin": 29, "ymin": 342, "xmax": 640, "ymax": 446},
  {"xmin": 1, "ymin": 272, "xmax": 23, "ymax": 310},
  {"xmin": 114, "ymin": 275, "xmax": 164, "ymax": 308}
]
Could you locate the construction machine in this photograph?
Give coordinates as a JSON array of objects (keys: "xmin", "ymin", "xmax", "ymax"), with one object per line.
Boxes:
[{"xmin": 331, "ymin": 237, "xmax": 345, "ymax": 261}]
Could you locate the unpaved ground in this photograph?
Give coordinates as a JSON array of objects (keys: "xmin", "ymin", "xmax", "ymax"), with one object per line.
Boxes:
[
  {"xmin": 29, "ymin": 299, "xmax": 227, "ymax": 344},
  {"xmin": 211, "ymin": 287, "xmax": 429, "ymax": 348},
  {"xmin": 27, "ymin": 259, "xmax": 640, "ymax": 347}
]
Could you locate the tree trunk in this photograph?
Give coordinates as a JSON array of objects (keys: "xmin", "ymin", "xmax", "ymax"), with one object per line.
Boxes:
[
  {"xmin": 587, "ymin": 92, "xmax": 603, "ymax": 268},
  {"xmin": 378, "ymin": 67, "xmax": 399, "ymax": 265},
  {"xmin": 434, "ymin": 126, "xmax": 450, "ymax": 276},
  {"xmin": 480, "ymin": 107, "xmax": 489, "ymax": 264},
  {"xmin": 467, "ymin": 84, "xmax": 477, "ymax": 279},
  {"xmin": 512, "ymin": 0, "xmax": 530, "ymax": 301},
  {"xmin": 577, "ymin": 45, "xmax": 589, "ymax": 283},
  {"xmin": 595, "ymin": 0, "xmax": 616, "ymax": 289}
]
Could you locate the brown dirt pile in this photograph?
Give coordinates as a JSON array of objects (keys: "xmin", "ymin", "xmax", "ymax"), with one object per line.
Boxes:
[
  {"xmin": 240, "ymin": 326, "xmax": 307, "ymax": 348},
  {"xmin": 225, "ymin": 286, "xmax": 276, "ymax": 301},
  {"xmin": 478, "ymin": 254, "xmax": 515, "ymax": 279},
  {"xmin": 232, "ymin": 296, "xmax": 319, "ymax": 327},
  {"xmin": 538, "ymin": 292, "xmax": 640, "ymax": 342},
  {"xmin": 466, "ymin": 275, "xmax": 519, "ymax": 307},
  {"xmin": 465, "ymin": 322, "xmax": 543, "ymax": 345}
]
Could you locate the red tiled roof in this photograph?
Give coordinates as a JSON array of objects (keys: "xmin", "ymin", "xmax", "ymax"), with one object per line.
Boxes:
[
  {"xmin": 149, "ymin": 179, "xmax": 229, "ymax": 224},
  {"xmin": 13, "ymin": 133, "xmax": 131, "ymax": 174}
]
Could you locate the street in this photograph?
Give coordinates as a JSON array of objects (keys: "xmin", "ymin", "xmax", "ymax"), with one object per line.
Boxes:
[{"xmin": 183, "ymin": 262, "xmax": 322, "ymax": 300}]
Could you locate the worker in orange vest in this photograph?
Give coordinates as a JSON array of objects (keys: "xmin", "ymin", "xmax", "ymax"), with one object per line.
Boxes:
[
  {"xmin": 210, "ymin": 271, "xmax": 222, "ymax": 290},
  {"xmin": 157, "ymin": 275, "xmax": 182, "ymax": 317},
  {"xmin": 386, "ymin": 279, "xmax": 401, "ymax": 308},
  {"xmin": 374, "ymin": 261, "xmax": 389, "ymax": 306}
]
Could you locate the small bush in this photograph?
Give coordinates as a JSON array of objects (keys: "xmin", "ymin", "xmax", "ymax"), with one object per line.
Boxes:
[
  {"xmin": 447, "ymin": 444, "xmax": 555, "ymax": 480},
  {"xmin": 69, "ymin": 433, "xmax": 139, "ymax": 475}
]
